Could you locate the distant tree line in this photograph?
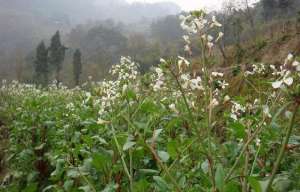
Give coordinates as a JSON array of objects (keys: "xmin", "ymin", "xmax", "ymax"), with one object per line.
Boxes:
[
  {"xmin": 6, "ymin": 0, "xmax": 300, "ymax": 85},
  {"xmin": 34, "ymin": 31, "xmax": 82, "ymax": 86}
]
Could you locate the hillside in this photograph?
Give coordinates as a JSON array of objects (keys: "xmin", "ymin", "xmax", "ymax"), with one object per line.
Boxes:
[{"xmin": 219, "ymin": 18, "xmax": 300, "ymax": 69}]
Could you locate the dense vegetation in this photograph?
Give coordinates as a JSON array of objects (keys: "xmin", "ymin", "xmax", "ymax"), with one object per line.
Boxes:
[{"xmin": 1, "ymin": 9, "xmax": 300, "ymax": 191}]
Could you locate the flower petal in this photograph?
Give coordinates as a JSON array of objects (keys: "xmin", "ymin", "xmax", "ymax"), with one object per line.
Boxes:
[
  {"xmin": 283, "ymin": 77, "xmax": 293, "ymax": 86},
  {"xmin": 272, "ymin": 80, "xmax": 283, "ymax": 89}
]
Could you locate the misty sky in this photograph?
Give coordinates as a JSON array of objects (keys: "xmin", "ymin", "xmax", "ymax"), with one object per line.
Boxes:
[
  {"xmin": 126, "ymin": 0, "xmax": 259, "ymax": 11},
  {"xmin": 126, "ymin": 0, "xmax": 226, "ymax": 10}
]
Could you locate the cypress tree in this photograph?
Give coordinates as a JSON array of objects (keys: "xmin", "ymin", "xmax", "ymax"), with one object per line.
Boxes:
[
  {"xmin": 34, "ymin": 41, "xmax": 48, "ymax": 86},
  {"xmin": 73, "ymin": 49, "xmax": 82, "ymax": 86},
  {"xmin": 48, "ymin": 31, "xmax": 66, "ymax": 83},
  {"xmin": 261, "ymin": 0, "xmax": 277, "ymax": 21}
]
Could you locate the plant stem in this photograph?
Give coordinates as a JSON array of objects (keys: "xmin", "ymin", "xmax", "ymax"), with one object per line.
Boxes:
[
  {"xmin": 225, "ymin": 116, "xmax": 266, "ymax": 182},
  {"xmin": 242, "ymin": 137, "xmax": 250, "ymax": 192},
  {"xmin": 250, "ymin": 145, "xmax": 261, "ymax": 176},
  {"xmin": 169, "ymin": 69, "xmax": 193, "ymax": 121},
  {"xmin": 265, "ymin": 103, "xmax": 299, "ymax": 191},
  {"xmin": 146, "ymin": 143, "xmax": 183, "ymax": 192},
  {"xmin": 110, "ymin": 124, "xmax": 133, "ymax": 191}
]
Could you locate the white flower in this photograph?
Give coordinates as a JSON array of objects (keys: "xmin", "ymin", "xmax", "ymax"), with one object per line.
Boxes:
[
  {"xmin": 215, "ymin": 32, "xmax": 224, "ymax": 42},
  {"xmin": 218, "ymin": 80, "xmax": 229, "ymax": 89},
  {"xmin": 287, "ymin": 53, "xmax": 294, "ymax": 61},
  {"xmin": 155, "ymin": 68, "xmax": 163, "ymax": 76},
  {"xmin": 183, "ymin": 35, "xmax": 190, "ymax": 44},
  {"xmin": 160, "ymin": 58, "xmax": 167, "ymax": 63},
  {"xmin": 212, "ymin": 72, "xmax": 224, "ymax": 77},
  {"xmin": 180, "ymin": 74, "xmax": 190, "ymax": 89},
  {"xmin": 153, "ymin": 80, "xmax": 164, "ymax": 92},
  {"xmin": 292, "ymin": 60, "xmax": 300, "ymax": 71},
  {"xmin": 230, "ymin": 113, "xmax": 238, "ymax": 121},
  {"xmin": 211, "ymin": 16, "xmax": 222, "ymax": 28},
  {"xmin": 209, "ymin": 98, "xmax": 219, "ymax": 109},
  {"xmin": 180, "ymin": 74, "xmax": 190, "ymax": 81},
  {"xmin": 169, "ymin": 103, "xmax": 179, "ymax": 113},
  {"xmin": 184, "ymin": 45, "xmax": 191, "ymax": 52},
  {"xmin": 224, "ymin": 95, "xmax": 231, "ymax": 102},
  {"xmin": 255, "ymin": 138, "xmax": 261, "ymax": 147},
  {"xmin": 207, "ymin": 35, "xmax": 214, "ymax": 42},
  {"xmin": 272, "ymin": 76, "xmax": 293, "ymax": 89},
  {"xmin": 263, "ymin": 105, "xmax": 272, "ymax": 118},
  {"xmin": 284, "ymin": 53, "xmax": 294, "ymax": 66},
  {"xmin": 230, "ymin": 101, "xmax": 246, "ymax": 121},
  {"xmin": 178, "ymin": 56, "xmax": 190, "ymax": 67},
  {"xmin": 190, "ymin": 76, "xmax": 203, "ymax": 90},
  {"xmin": 207, "ymin": 42, "xmax": 214, "ymax": 49}
]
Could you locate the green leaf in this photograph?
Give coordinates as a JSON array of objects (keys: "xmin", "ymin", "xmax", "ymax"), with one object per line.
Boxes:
[
  {"xmin": 259, "ymin": 179, "xmax": 269, "ymax": 192},
  {"xmin": 201, "ymin": 160, "xmax": 209, "ymax": 174},
  {"xmin": 34, "ymin": 143, "xmax": 46, "ymax": 151},
  {"xmin": 126, "ymin": 88, "xmax": 136, "ymax": 100},
  {"xmin": 229, "ymin": 122, "xmax": 246, "ymax": 138},
  {"xmin": 63, "ymin": 180, "xmax": 74, "ymax": 191},
  {"xmin": 133, "ymin": 179, "xmax": 150, "ymax": 192},
  {"xmin": 67, "ymin": 169, "xmax": 80, "ymax": 178},
  {"xmin": 153, "ymin": 176, "xmax": 169, "ymax": 191},
  {"xmin": 248, "ymin": 177, "xmax": 262, "ymax": 192},
  {"xmin": 92, "ymin": 153, "xmax": 111, "ymax": 171},
  {"xmin": 79, "ymin": 185, "xmax": 92, "ymax": 192},
  {"xmin": 157, "ymin": 151, "xmax": 170, "ymax": 162},
  {"xmin": 102, "ymin": 183, "xmax": 118, "ymax": 192},
  {"xmin": 225, "ymin": 181, "xmax": 240, "ymax": 192},
  {"xmin": 271, "ymin": 102, "xmax": 293, "ymax": 129},
  {"xmin": 140, "ymin": 100, "xmax": 159, "ymax": 113},
  {"xmin": 23, "ymin": 183, "xmax": 38, "ymax": 192},
  {"xmin": 215, "ymin": 164, "xmax": 225, "ymax": 192},
  {"xmin": 42, "ymin": 185, "xmax": 56, "ymax": 192},
  {"xmin": 167, "ymin": 140, "xmax": 177, "ymax": 158},
  {"xmin": 123, "ymin": 141, "xmax": 136, "ymax": 151},
  {"xmin": 139, "ymin": 169, "xmax": 160, "ymax": 175},
  {"xmin": 153, "ymin": 129, "xmax": 163, "ymax": 141}
]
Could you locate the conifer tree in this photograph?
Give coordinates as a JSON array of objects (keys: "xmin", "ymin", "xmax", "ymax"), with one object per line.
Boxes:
[
  {"xmin": 34, "ymin": 41, "xmax": 48, "ymax": 86},
  {"xmin": 262, "ymin": 0, "xmax": 277, "ymax": 21},
  {"xmin": 73, "ymin": 49, "xmax": 82, "ymax": 86},
  {"xmin": 48, "ymin": 31, "xmax": 66, "ymax": 83}
]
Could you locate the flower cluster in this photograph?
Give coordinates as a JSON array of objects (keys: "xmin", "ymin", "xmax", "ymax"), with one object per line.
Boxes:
[
  {"xmin": 98, "ymin": 57, "xmax": 139, "ymax": 117},
  {"xmin": 230, "ymin": 101, "xmax": 246, "ymax": 121},
  {"xmin": 152, "ymin": 66, "xmax": 165, "ymax": 92},
  {"xmin": 110, "ymin": 56, "xmax": 139, "ymax": 82},
  {"xmin": 179, "ymin": 12, "xmax": 223, "ymax": 54},
  {"xmin": 271, "ymin": 54, "xmax": 299, "ymax": 89},
  {"xmin": 244, "ymin": 63, "xmax": 267, "ymax": 76}
]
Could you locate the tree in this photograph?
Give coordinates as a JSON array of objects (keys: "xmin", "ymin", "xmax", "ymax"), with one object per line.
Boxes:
[
  {"xmin": 49, "ymin": 31, "xmax": 66, "ymax": 83},
  {"xmin": 242, "ymin": 0, "xmax": 256, "ymax": 36},
  {"xmin": 34, "ymin": 41, "xmax": 48, "ymax": 86},
  {"xmin": 278, "ymin": 0, "xmax": 295, "ymax": 16},
  {"xmin": 261, "ymin": 0, "xmax": 277, "ymax": 21},
  {"xmin": 73, "ymin": 49, "xmax": 82, "ymax": 86},
  {"xmin": 15, "ymin": 49, "xmax": 24, "ymax": 81}
]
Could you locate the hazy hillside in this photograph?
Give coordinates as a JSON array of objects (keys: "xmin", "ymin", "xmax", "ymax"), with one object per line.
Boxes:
[
  {"xmin": 0, "ymin": 0, "xmax": 180, "ymax": 25},
  {"xmin": 0, "ymin": 0, "xmax": 180, "ymax": 80}
]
